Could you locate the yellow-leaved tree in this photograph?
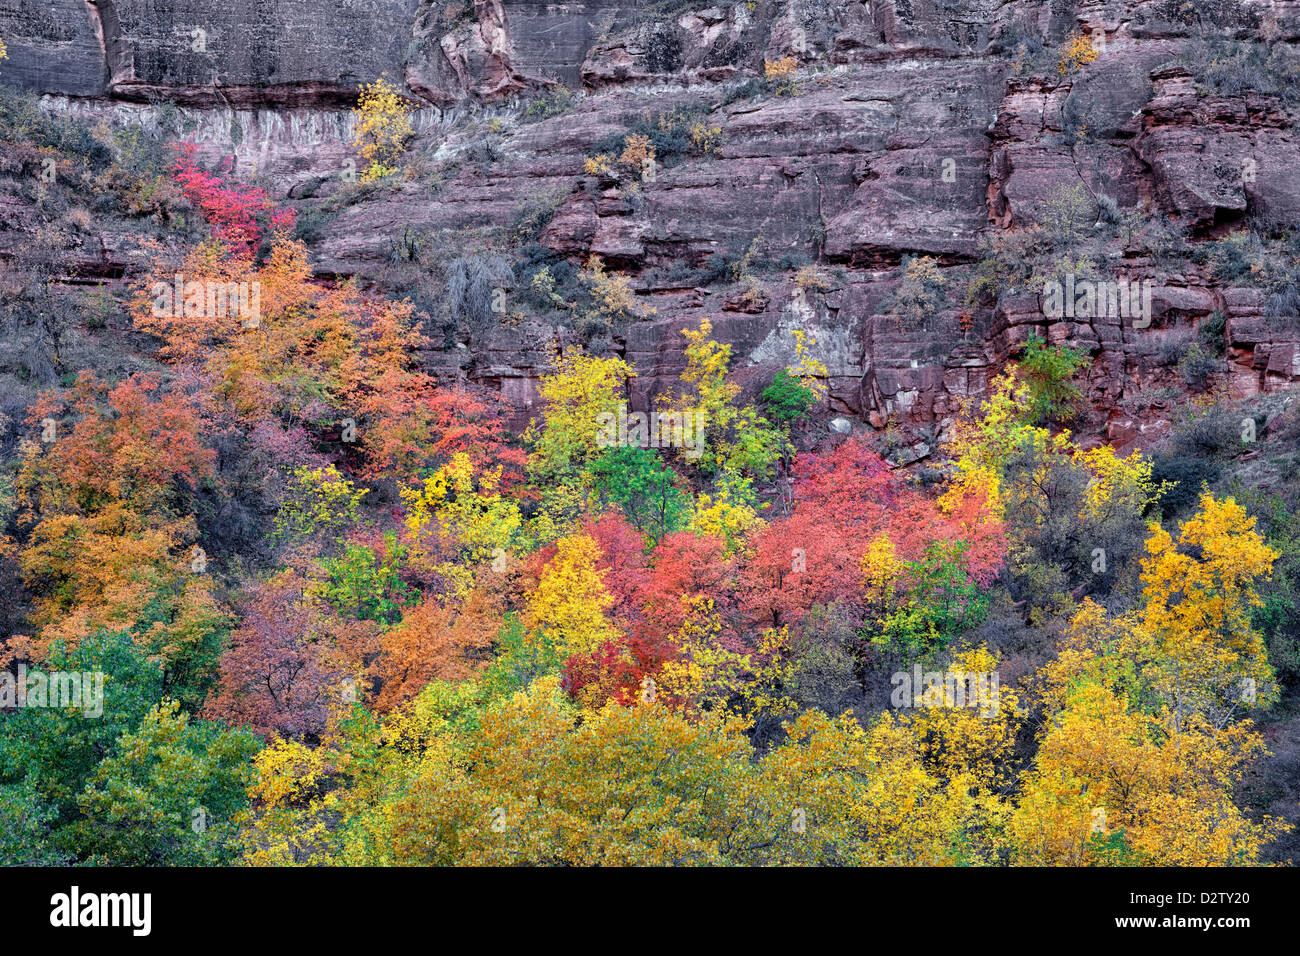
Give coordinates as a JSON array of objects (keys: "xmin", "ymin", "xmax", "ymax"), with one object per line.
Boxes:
[
  {"xmin": 527, "ymin": 347, "xmax": 633, "ymax": 481},
  {"xmin": 401, "ymin": 452, "xmax": 523, "ymax": 597},
  {"xmin": 655, "ymin": 596, "xmax": 796, "ymax": 717},
  {"xmin": 946, "ymin": 366, "xmax": 1164, "ymax": 618},
  {"xmin": 1010, "ymin": 493, "xmax": 1289, "ymax": 864},
  {"xmin": 525, "ymin": 347, "xmax": 633, "ymax": 539},
  {"xmin": 1009, "ymin": 680, "xmax": 1288, "ymax": 865},
  {"xmin": 1037, "ymin": 493, "xmax": 1279, "ymax": 726},
  {"xmin": 353, "ymin": 75, "xmax": 414, "ymax": 182},
  {"xmin": 895, "ymin": 646, "xmax": 1023, "ymax": 792},
  {"xmin": 524, "ymin": 533, "xmax": 620, "ymax": 658},
  {"xmin": 1138, "ymin": 493, "xmax": 1279, "ymax": 723},
  {"xmin": 378, "ymin": 677, "xmax": 999, "ymax": 866},
  {"xmin": 239, "ymin": 673, "xmax": 1010, "ymax": 867},
  {"xmin": 669, "ymin": 318, "xmax": 786, "ymax": 477}
]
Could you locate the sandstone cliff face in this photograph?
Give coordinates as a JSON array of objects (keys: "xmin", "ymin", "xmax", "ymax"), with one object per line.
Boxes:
[
  {"xmin": 1, "ymin": 0, "xmax": 420, "ymax": 104},
  {"xmin": 2, "ymin": 0, "xmax": 1299, "ymax": 456}
]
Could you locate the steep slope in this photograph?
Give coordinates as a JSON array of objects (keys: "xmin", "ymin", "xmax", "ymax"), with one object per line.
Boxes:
[{"xmin": 1, "ymin": 0, "xmax": 1298, "ymax": 457}]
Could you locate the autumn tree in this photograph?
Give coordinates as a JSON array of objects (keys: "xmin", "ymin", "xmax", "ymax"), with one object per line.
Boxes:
[
  {"xmin": 1138, "ymin": 493, "xmax": 1279, "ymax": 722},
  {"xmin": 353, "ymin": 76, "xmax": 414, "ymax": 182},
  {"xmin": 204, "ymin": 569, "xmax": 379, "ymax": 739},
  {"xmin": 0, "ymin": 632, "xmax": 254, "ymax": 863},
  {"xmin": 667, "ymin": 318, "xmax": 787, "ymax": 480},
  {"xmin": 1016, "ymin": 333, "xmax": 1091, "ymax": 425},
  {"xmin": 1041, "ymin": 494, "xmax": 1280, "ymax": 727},
  {"xmin": 1010, "ymin": 680, "xmax": 1287, "ymax": 865},
  {"xmin": 401, "ymin": 452, "xmax": 524, "ymax": 598},
  {"xmin": 272, "ymin": 464, "xmax": 369, "ymax": 551},
  {"xmin": 0, "ymin": 632, "xmax": 169, "ymax": 862},
  {"xmin": 305, "ymin": 677, "xmax": 1004, "ymax": 866},
  {"xmin": 172, "ymin": 144, "xmax": 294, "ymax": 252},
  {"xmin": 740, "ymin": 438, "xmax": 1001, "ymax": 638},
  {"xmin": 527, "ymin": 348, "xmax": 632, "ymax": 483},
  {"xmin": 524, "ymin": 533, "xmax": 621, "ymax": 659},
  {"xmin": 415, "ymin": 383, "xmax": 526, "ymax": 487},
  {"xmin": 133, "ymin": 237, "xmax": 447, "ymax": 482},
  {"xmin": 14, "ymin": 372, "xmax": 216, "ymax": 659},
  {"xmin": 637, "ymin": 529, "xmax": 736, "ymax": 648},
  {"xmin": 371, "ymin": 589, "xmax": 499, "ymax": 711}
]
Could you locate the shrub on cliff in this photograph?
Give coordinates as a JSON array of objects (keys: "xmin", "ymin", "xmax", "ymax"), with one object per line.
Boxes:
[
  {"xmin": 1018, "ymin": 334, "xmax": 1091, "ymax": 425},
  {"xmin": 353, "ymin": 75, "xmax": 415, "ymax": 183},
  {"xmin": 1056, "ymin": 31, "xmax": 1099, "ymax": 75},
  {"xmin": 762, "ymin": 369, "xmax": 816, "ymax": 425}
]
